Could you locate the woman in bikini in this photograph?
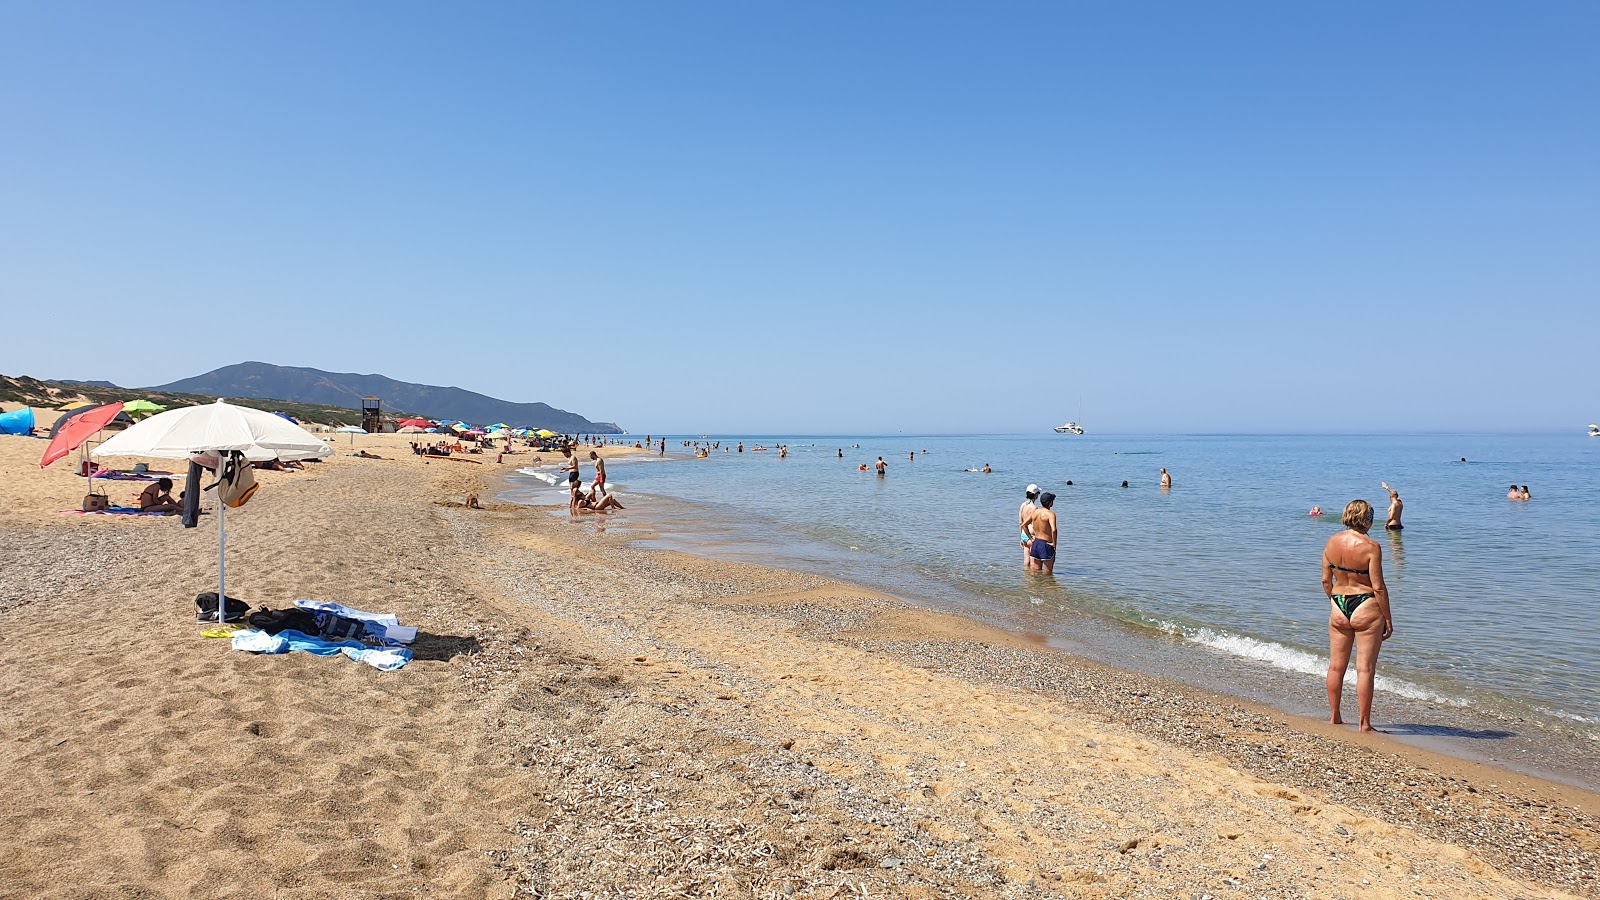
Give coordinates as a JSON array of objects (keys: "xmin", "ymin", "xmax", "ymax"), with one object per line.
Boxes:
[{"xmin": 1320, "ymin": 499, "xmax": 1393, "ymax": 732}]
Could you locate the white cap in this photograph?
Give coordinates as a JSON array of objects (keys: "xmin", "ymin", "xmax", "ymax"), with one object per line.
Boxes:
[{"xmin": 1026, "ymin": 483, "xmax": 1039, "ymax": 494}]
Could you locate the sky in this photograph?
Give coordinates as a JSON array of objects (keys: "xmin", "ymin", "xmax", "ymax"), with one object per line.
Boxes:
[{"xmin": 2, "ymin": 2, "xmax": 1596, "ymax": 434}]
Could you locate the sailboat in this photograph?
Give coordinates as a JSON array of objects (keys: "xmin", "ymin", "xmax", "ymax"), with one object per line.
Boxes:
[{"xmin": 1054, "ymin": 400, "xmax": 1085, "ymax": 435}]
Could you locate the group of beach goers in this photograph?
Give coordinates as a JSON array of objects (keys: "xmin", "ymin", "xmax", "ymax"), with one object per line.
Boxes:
[
  {"xmin": 1014, "ymin": 470, "xmax": 1412, "ymax": 734},
  {"xmin": 559, "ymin": 444, "xmax": 625, "ymax": 514}
]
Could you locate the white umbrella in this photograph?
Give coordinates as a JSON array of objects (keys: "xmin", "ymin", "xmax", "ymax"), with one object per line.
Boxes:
[
  {"xmin": 93, "ymin": 399, "xmax": 333, "ymax": 607},
  {"xmin": 335, "ymin": 425, "xmax": 366, "ymax": 445}
]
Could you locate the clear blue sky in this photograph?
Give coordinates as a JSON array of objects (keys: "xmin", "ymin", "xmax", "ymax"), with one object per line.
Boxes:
[{"xmin": 2, "ymin": 2, "xmax": 1595, "ymax": 433}]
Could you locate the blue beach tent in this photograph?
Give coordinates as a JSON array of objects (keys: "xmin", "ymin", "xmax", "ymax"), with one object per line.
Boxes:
[{"xmin": 0, "ymin": 407, "xmax": 36, "ymax": 435}]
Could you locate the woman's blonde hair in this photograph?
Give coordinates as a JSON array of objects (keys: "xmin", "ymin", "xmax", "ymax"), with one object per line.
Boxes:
[{"xmin": 1342, "ymin": 499, "xmax": 1374, "ymax": 531}]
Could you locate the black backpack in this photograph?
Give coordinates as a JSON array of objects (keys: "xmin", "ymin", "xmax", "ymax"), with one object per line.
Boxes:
[{"xmin": 195, "ymin": 592, "xmax": 250, "ymax": 623}]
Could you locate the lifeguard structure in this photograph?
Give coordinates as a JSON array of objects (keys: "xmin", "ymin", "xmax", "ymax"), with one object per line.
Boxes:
[{"xmin": 361, "ymin": 397, "xmax": 382, "ymax": 434}]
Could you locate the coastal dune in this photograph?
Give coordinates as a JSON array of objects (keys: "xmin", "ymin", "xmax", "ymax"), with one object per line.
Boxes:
[{"xmin": 1, "ymin": 431, "xmax": 1595, "ymax": 898}]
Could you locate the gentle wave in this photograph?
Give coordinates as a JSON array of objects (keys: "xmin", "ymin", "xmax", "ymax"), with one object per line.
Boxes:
[{"xmin": 1174, "ymin": 624, "xmax": 1465, "ymax": 706}]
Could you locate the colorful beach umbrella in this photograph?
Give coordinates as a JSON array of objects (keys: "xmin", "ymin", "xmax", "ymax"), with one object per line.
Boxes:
[
  {"xmin": 40, "ymin": 403, "xmax": 125, "ymax": 468},
  {"xmin": 58, "ymin": 400, "xmax": 95, "ymax": 412},
  {"xmin": 122, "ymin": 399, "xmax": 166, "ymax": 419},
  {"xmin": 398, "ymin": 418, "xmax": 432, "ymax": 429},
  {"xmin": 536, "ymin": 429, "xmax": 557, "ymax": 438}
]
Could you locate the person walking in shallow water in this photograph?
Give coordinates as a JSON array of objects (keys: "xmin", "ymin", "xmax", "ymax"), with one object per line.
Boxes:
[
  {"xmin": 1159, "ymin": 467, "xmax": 1171, "ymax": 489},
  {"xmin": 1019, "ymin": 484, "xmax": 1040, "ymax": 569},
  {"xmin": 1321, "ymin": 499, "xmax": 1393, "ymax": 733},
  {"xmin": 1024, "ymin": 492, "xmax": 1058, "ymax": 574}
]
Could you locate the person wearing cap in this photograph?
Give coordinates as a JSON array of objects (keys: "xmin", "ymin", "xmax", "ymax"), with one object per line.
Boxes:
[
  {"xmin": 1019, "ymin": 485, "xmax": 1040, "ymax": 568},
  {"xmin": 1024, "ymin": 492, "xmax": 1058, "ymax": 574}
]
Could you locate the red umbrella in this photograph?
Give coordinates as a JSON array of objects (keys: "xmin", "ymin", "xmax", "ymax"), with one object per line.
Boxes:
[
  {"xmin": 398, "ymin": 418, "xmax": 432, "ymax": 428},
  {"xmin": 40, "ymin": 403, "xmax": 126, "ymax": 468}
]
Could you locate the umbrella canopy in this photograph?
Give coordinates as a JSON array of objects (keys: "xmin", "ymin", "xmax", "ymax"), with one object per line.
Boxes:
[
  {"xmin": 58, "ymin": 400, "xmax": 95, "ymax": 411},
  {"xmin": 48, "ymin": 407, "xmax": 133, "ymax": 438},
  {"xmin": 271, "ymin": 411, "xmax": 298, "ymax": 423},
  {"xmin": 93, "ymin": 399, "xmax": 335, "ymax": 463},
  {"xmin": 397, "ymin": 425, "xmax": 425, "ymax": 433},
  {"xmin": 122, "ymin": 399, "xmax": 166, "ymax": 418},
  {"xmin": 40, "ymin": 403, "xmax": 125, "ymax": 468},
  {"xmin": 398, "ymin": 418, "xmax": 432, "ymax": 429},
  {"xmin": 335, "ymin": 425, "xmax": 367, "ymax": 434},
  {"xmin": 536, "ymin": 429, "xmax": 557, "ymax": 438}
]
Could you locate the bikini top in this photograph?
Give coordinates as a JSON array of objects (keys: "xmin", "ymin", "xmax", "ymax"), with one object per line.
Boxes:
[{"xmin": 1327, "ymin": 562, "xmax": 1369, "ymax": 576}]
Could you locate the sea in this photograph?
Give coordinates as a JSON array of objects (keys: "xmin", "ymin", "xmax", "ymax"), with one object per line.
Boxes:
[{"xmin": 502, "ymin": 433, "xmax": 1600, "ymax": 789}]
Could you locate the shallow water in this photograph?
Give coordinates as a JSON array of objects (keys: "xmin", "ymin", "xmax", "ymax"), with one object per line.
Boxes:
[{"xmin": 504, "ymin": 433, "xmax": 1600, "ymax": 781}]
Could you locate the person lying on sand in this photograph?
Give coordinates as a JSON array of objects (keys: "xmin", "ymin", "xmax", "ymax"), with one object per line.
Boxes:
[
  {"xmin": 138, "ymin": 478, "xmax": 182, "ymax": 515},
  {"xmin": 354, "ymin": 450, "xmax": 383, "ymax": 459}
]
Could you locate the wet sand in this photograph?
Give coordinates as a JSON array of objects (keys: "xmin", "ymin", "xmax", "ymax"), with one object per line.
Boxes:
[{"xmin": 1, "ymin": 430, "xmax": 1596, "ymax": 898}]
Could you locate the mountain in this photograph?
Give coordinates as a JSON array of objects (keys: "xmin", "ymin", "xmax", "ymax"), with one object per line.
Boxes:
[{"xmin": 150, "ymin": 362, "xmax": 622, "ymax": 433}]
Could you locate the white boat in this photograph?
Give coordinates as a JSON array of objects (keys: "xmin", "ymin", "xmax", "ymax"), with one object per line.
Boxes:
[
  {"xmin": 1589, "ymin": 423, "xmax": 1599, "ymax": 437},
  {"xmin": 1053, "ymin": 422, "xmax": 1084, "ymax": 435}
]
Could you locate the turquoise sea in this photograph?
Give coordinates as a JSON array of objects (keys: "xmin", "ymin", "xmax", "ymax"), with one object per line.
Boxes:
[{"xmin": 505, "ymin": 433, "xmax": 1600, "ymax": 787}]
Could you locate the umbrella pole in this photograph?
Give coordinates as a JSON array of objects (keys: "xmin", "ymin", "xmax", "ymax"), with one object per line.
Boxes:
[{"xmin": 216, "ymin": 462, "xmax": 227, "ymax": 609}]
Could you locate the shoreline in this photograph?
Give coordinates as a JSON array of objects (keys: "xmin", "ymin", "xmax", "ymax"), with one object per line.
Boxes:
[
  {"xmin": 2, "ymin": 431, "xmax": 1596, "ymax": 897},
  {"xmin": 505, "ymin": 457, "xmax": 1600, "ymax": 794}
]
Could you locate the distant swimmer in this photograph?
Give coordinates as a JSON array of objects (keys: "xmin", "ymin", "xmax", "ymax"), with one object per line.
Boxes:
[
  {"xmin": 1461, "ymin": 457, "xmax": 1467, "ymax": 463},
  {"xmin": 1019, "ymin": 484, "xmax": 1040, "ymax": 568},
  {"xmin": 780, "ymin": 446, "xmax": 788, "ymax": 458},
  {"xmin": 1159, "ymin": 467, "xmax": 1171, "ymax": 489},
  {"xmin": 1024, "ymin": 492, "xmax": 1058, "ymax": 575},
  {"xmin": 1382, "ymin": 482, "xmax": 1402, "ymax": 530},
  {"xmin": 1120, "ymin": 480, "xmax": 1129, "ymax": 488},
  {"xmin": 1521, "ymin": 485, "xmax": 1532, "ymax": 500},
  {"xmin": 875, "ymin": 456, "xmax": 887, "ymax": 476},
  {"xmin": 1507, "ymin": 484, "xmax": 1524, "ymax": 500},
  {"xmin": 859, "ymin": 463, "xmax": 868, "ymax": 472},
  {"xmin": 909, "ymin": 452, "xmax": 915, "ymax": 462},
  {"xmin": 838, "ymin": 448, "xmax": 843, "ymax": 458},
  {"xmin": 738, "ymin": 442, "xmax": 744, "ymax": 452},
  {"xmin": 982, "ymin": 463, "xmax": 991, "ymax": 473},
  {"xmin": 1309, "ymin": 506, "xmax": 1325, "ymax": 517}
]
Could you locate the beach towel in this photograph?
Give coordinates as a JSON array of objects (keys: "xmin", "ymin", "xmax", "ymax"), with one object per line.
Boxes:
[
  {"xmin": 294, "ymin": 600, "xmax": 418, "ymax": 644},
  {"xmin": 63, "ymin": 507, "xmax": 170, "ymax": 517},
  {"xmin": 230, "ymin": 629, "xmax": 412, "ymax": 671}
]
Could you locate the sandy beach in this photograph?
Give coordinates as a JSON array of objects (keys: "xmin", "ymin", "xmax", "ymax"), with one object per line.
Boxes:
[{"xmin": 2, "ymin": 428, "xmax": 1596, "ymax": 899}]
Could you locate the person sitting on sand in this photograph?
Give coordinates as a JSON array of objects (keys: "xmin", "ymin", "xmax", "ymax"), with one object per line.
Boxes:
[
  {"xmin": 1321, "ymin": 499, "xmax": 1393, "ymax": 733},
  {"xmin": 138, "ymin": 478, "xmax": 182, "ymax": 515},
  {"xmin": 466, "ymin": 492, "xmax": 481, "ymax": 509}
]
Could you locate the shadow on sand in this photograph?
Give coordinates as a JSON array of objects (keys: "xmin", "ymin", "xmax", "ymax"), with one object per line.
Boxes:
[
  {"xmin": 409, "ymin": 633, "xmax": 482, "ymax": 662},
  {"xmin": 1382, "ymin": 723, "xmax": 1516, "ymax": 740}
]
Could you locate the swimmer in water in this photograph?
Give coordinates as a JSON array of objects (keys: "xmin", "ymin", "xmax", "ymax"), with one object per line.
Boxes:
[
  {"xmin": 1382, "ymin": 482, "xmax": 1402, "ymax": 530},
  {"xmin": 875, "ymin": 457, "xmax": 887, "ymax": 476},
  {"xmin": 1309, "ymin": 506, "xmax": 1324, "ymax": 517},
  {"xmin": 982, "ymin": 464, "xmax": 992, "ymax": 473}
]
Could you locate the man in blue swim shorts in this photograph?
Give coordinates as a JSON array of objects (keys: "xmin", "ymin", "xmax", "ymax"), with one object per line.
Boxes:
[{"xmin": 1024, "ymin": 492, "xmax": 1057, "ymax": 574}]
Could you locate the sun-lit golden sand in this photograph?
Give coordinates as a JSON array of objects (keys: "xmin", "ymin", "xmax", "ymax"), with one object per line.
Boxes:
[{"xmin": 1, "ymin": 424, "xmax": 1595, "ymax": 898}]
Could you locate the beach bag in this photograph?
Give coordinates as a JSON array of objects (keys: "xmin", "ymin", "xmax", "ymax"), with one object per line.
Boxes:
[
  {"xmin": 213, "ymin": 451, "xmax": 258, "ymax": 509},
  {"xmin": 82, "ymin": 492, "xmax": 110, "ymax": 512},
  {"xmin": 195, "ymin": 592, "xmax": 250, "ymax": 623}
]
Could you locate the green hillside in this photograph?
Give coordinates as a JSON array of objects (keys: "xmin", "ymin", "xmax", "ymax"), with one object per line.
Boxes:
[{"xmin": 0, "ymin": 374, "xmax": 426, "ymax": 428}]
